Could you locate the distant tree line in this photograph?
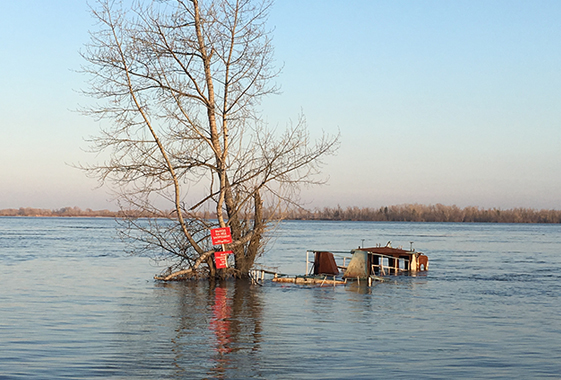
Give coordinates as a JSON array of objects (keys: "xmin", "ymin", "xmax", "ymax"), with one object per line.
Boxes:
[
  {"xmin": 0, "ymin": 207, "xmax": 120, "ymax": 217},
  {"xmin": 280, "ymin": 204, "xmax": 561, "ymax": 223},
  {"xmin": 3, "ymin": 204, "xmax": 561, "ymax": 223},
  {"xmin": 0, "ymin": 207, "xmax": 214, "ymax": 219}
]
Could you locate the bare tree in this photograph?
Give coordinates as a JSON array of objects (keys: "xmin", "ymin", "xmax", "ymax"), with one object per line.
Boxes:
[{"xmin": 80, "ymin": 0, "xmax": 339, "ymax": 280}]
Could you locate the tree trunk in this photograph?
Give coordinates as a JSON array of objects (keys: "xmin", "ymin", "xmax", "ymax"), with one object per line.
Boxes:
[{"xmin": 239, "ymin": 191, "xmax": 264, "ymax": 276}]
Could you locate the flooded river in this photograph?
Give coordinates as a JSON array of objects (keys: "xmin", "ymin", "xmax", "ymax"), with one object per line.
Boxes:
[{"xmin": 1, "ymin": 217, "xmax": 560, "ymax": 378}]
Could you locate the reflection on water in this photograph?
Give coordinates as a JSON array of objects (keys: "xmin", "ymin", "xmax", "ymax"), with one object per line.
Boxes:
[
  {"xmin": 210, "ymin": 287, "xmax": 232, "ymax": 356},
  {"xmin": 139, "ymin": 281, "xmax": 264, "ymax": 379},
  {"xmin": 206, "ymin": 281, "xmax": 263, "ymax": 379}
]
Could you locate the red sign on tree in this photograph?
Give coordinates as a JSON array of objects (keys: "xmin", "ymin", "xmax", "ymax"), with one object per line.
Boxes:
[
  {"xmin": 210, "ymin": 227, "xmax": 233, "ymax": 245},
  {"xmin": 214, "ymin": 251, "xmax": 232, "ymax": 269}
]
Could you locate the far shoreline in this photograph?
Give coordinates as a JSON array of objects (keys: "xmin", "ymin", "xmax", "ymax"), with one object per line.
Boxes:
[{"xmin": 2, "ymin": 204, "xmax": 561, "ymax": 224}]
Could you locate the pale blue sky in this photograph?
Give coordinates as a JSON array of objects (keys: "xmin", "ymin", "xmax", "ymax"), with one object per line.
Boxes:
[{"xmin": 1, "ymin": 1, "xmax": 560, "ymax": 210}]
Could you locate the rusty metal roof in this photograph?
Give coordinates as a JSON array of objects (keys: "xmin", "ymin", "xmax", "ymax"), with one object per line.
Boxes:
[{"xmin": 361, "ymin": 246, "xmax": 420, "ymax": 258}]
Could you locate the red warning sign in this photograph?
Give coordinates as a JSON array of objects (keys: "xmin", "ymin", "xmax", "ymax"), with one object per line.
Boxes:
[
  {"xmin": 214, "ymin": 251, "xmax": 232, "ymax": 269},
  {"xmin": 210, "ymin": 227, "xmax": 232, "ymax": 245}
]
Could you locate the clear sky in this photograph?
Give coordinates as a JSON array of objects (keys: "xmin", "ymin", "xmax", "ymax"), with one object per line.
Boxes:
[{"xmin": 1, "ymin": 0, "xmax": 560, "ymax": 211}]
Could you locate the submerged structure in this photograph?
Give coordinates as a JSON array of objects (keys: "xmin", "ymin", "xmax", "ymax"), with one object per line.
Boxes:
[
  {"xmin": 270, "ymin": 242, "xmax": 428, "ymax": 286},
  {"xmin": 342, "ymin": 244, "xmax": 428, "ymax": 279}
]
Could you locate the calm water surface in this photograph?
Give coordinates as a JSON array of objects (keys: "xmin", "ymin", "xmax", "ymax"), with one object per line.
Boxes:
[{"xmin": 1, "ymin": 217, "xmax": 560, "ymax": 379}]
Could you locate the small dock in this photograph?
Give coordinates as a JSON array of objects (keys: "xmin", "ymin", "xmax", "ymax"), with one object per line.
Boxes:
[{"xmin": 272, "ymin": 276, "xmax": 346, "ymax": 286}]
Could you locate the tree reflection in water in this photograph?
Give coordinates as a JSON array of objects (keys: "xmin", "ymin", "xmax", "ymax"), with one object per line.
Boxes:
[
  {"xmin": 162, "ymin": 280, "xmax": 263, "ymax": 378},
  {"xmin": 207, "ymin": 280, "xmax": 263, "ymax": 379}
]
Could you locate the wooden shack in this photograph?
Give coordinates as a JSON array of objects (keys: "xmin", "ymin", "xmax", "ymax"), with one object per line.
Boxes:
[{"xmin": 343, "ymin": 245, "xmax": 428, "ymax": 279}]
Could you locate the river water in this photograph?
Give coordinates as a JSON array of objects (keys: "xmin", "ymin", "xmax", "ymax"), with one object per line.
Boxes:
[{"xmin": 1, "ymin": 217, "xmax": 560, "ymax": 379}]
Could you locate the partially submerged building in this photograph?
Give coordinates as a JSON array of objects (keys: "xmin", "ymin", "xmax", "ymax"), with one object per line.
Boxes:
[
  {"xmin": 342, "ymin": 245, "xmax": 428, "ymax": 279},
  {"xmin": 270, "ymin": 242, "xmax": 429, "ymax": 286},
  {"xmin": 308, "ymin": 243, "xmax": 428, "ymax": 280}
]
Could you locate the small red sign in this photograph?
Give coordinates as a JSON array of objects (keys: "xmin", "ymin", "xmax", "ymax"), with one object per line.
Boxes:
[
  {"xmin": 210, "ymin": 227, "xmax": 233, "ymax": 245},
  {"xmin": 214, "ymin": 251, "xmax": 232, "ymax": 269}
]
